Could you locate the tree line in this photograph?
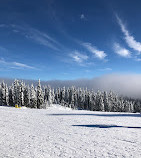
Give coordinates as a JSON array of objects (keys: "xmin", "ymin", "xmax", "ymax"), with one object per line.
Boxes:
[{"xmin": 0, "ymin": 79, "xmax": 141, "ymax": 113}]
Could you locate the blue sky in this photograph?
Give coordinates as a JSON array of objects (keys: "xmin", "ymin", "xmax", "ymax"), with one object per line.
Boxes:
[{"xmin": 0, "ymin": 0, "xmax": 141, "ymax": 80}]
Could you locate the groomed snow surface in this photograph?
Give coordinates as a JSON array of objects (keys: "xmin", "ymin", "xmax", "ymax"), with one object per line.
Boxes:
[{"xmin": 0, "ymin": 105, "xmax": 141, "ymax": 158}]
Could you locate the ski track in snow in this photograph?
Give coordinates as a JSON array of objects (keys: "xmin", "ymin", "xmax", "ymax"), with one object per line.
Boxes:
[{"xmin": 0, "ymin": 105, "xmax": 141, "ymax": 158}]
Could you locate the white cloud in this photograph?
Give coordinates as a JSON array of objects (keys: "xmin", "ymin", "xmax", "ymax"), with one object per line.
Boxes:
[
  {"xmin": 0, "ymin": 46, "xmax": 8, "ymax": 52},
  {"xmin": 134, "ymin": 57, "xmax": 141, "ymax": 61},
  {"xmin": 80, "ymin": 14, "xmax": 85, "ymax": 20},
  {"xmin": 82, "ymin": 42, "xmax": 107, "ymax": 59},
  {"xmin": 116, "ymin": 15, "xmax": 141, "ymax": 53},
  {"xmin": 0, "ymin": 58, "xmax": 36, "ymax": 70},
  {"xmin": 99, "ymin": 68, "xmax": 112, "ymax": 71},
  {"xmin": 114, "ymin": 43, "xmax": 131, "ymax": 58},
  {"xmin": 70, "ymin": 51, "xmax": 88, "ymax": 63},
  {"xmin": 13, "ymin": 62, "xmax": 35, "ymax": 69},
  {"xmin": 0, "ymin": 58, "xmax": 7, "ymax": 65},
  {"xmin": 9, "ymin": 25, "xmax": 63, "ymax": 51},
  {"xmin": 27, "ymin": 28, "xmax": 62, "ymax": 51},
  {"xmin": 0, "ymin": 24, "xmax": 8, "ymax": 28}
]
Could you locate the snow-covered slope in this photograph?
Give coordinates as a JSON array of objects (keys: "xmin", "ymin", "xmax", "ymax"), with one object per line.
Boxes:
[{"xmin": 0, "ymin": 105, "xmax": 141, "ymax": 158}]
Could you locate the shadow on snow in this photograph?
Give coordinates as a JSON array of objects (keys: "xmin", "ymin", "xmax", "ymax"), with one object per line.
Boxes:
[
  {"xmin": 49, "ymin": 113, "xmax": 141, "ymax": 117},
  {"xmin": 72, "ymin": 124, "xmax": 141, "ymax": 129}
]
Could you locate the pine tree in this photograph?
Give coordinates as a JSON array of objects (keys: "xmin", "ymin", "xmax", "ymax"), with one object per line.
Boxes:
[
  {"xmin": 99, "ymin": 94, "xmax": 104, "ymax": 111},
  {"xmin": 24, "ymin": 85, "xmax": 30, "ymax": 107},
  {"xmin": 13, "ymin": 79, "xmax": 19, "ymax": 105},
  {"xmin": 0, "ymin": 81, "xmax": 6, "ymax": 106},
  {"xmin": 61, "ymin": 86, "xmax": 65, "ymax": 106},
  {"xmin": 129, "ymin": 101, "xmax": 134, "ymax": 112},
  {"xmin": 103, "ymin": 91, "xmax": 109, "ymax": 111},
  {"xmin": 95, "ymin": 90, "xmax": 101, "ymax": 111},
  {"xmin": 30, "ymin": 84, "xmax": 37, "ymax": 108},
  {"xmin": 64, "ymin": 88, "xmax": 69, "ymax": 107},
  {"xmin": 9, "ymin": 85, "xmax": 14, "ymax": 106},
  {"xmin": 5, "ymin": 84, "xmax": 9, "ymax": 106},
  {"xmin": 108, "ymin": 91, "xmax": 114, "ymax": 112},
  {"xmin": 47, "ymin": 85, "xmax": 52, "ymax": 106},
  {"xmin": 70, "ymin": 86, "xmax": 75, "ymax": 109},
  {"xmin": 78, "ymin": 88, "xmax": 83, "ymax": 110},
  {"xmin": 37, "ymin": 79, "xmax": 44, "ymax": 109},
  {"xmin": 52, "ymin": 88, "xmax": 55, "ymax": 104},
  {"xmin": 20, "ymin": 81, "xmax": 24, "ymax": 106},
  {"xmin": 73, "ymin": 87, "xmax": 78, "ymax": 109},
  {"xmin": 91, "ymin": 91, "xmax": 96, "ymax": 111}
]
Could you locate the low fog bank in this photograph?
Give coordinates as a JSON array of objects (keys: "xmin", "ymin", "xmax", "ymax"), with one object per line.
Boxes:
[
  {"xmin": 1, "ymin": 74, "xmax": 141, "ymax": 98},
  {"xmin": 91, "ymin": 74, "xmax": 141, "ymax": 99}
]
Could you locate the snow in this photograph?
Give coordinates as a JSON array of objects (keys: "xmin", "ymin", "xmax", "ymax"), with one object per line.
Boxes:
[{"xmin": 0, "ymin": 105, "xmax": 141, "ymax": 158}]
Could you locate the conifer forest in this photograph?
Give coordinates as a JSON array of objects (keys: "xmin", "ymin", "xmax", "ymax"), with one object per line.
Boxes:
[{"xmin": 0, "ymin": 79, "xmax": 141, "ymax": 113}]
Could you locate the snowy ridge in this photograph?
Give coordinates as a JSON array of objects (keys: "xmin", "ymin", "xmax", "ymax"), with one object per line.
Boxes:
[{"xmin": 0, "ymin": 105, "xmax": 141, "ymax": 158}]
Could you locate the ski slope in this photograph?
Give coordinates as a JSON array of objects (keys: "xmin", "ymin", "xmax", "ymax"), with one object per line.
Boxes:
[{"xmin": 0, "ymin": 105, "xmax": 141, "ymax": 158}]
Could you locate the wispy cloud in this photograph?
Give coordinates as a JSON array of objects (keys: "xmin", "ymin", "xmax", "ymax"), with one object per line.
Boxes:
[
  {"xmin": 134, "ymin": 56, "xmax": 141, "ymax": 62},
  {"xmin": 116, "ymin": 15, "xmax": 141, "ymax": 53},
  {"xmin": 99, "ymin": 68, "xmax": 112, "ymax": 71},
  {"xmin": 70, "ymin": 51, "xmax": 88, "ymax": 64},
  {"xmin": 2, "ymin": 24, "xmax": 64, "ymax": 51},
  {"xmin": 0, "ymin": 46, "xmax": 8, "ymax": 52},
  {"xmin": 82, "ymin": 42, "xmax": 107, "ymax": 59},
  {"xmin": 0, "ymin": 24, "xmax": 8, "ymax": 28},
  {"xmin": 0, "ymin": 58, "xmax": 7, "ymax": 65},
  {"xmin": 25, "ymin": 27, "xmax": 63, "ymax": 51},
  {"xmin": 0, "ymin": 58, "xmax": 36, "ymax": 70},
  {"xmin": 113, "ymin": 43, "xmax": 131, "ymax": 58},
  {"xmin": 80, "ymin": 14, "xmax": 86, "ymax": 20},
  {"xmin": 12, "ymin": 62, "xmax": 35, "ymax": 69}
]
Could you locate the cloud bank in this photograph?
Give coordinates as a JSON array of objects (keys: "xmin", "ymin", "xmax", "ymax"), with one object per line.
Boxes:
[
  {"xmin": 1, "ymin": 74, "xmax": 141, "ymax": 98},
  {"xmin": 43, "ymin": 74, "xmax": 141, "ymax": 98}
]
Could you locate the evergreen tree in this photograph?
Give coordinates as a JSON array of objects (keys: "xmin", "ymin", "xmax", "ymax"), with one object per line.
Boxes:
[
  {"xmin": 5, "ymin": 84, "xmax": 9, "ymax": 106},
  {"xmin": 95, "ymin": 91, "xmax": 101, "ymax": 111},
  {"xmin": 24, "ymin": 85, "xmax": 30, "ymax": 107},
  {"xmin": 99, "ymin": 94, "xmax": 104, "ymax": 111},
  {"xmin": 37, "ymin": 79, "xmax": 44, "ymax": 109},
  {"xmin": 61, "ymin": 86, "xmax": 65, "ymax": 106},
  {"xmin": 103, "ymin": 91, "xmax": 109, "ymax": 111},
  {"xmin": 0, "ymin": 81, "xmax": 6, "ymax": 106},
  {"xmin": 0, "ymin": 79, "xmax": 140, "ymax": 113},
  {"xmin": 30, "ymin": 84, "xmax": 37, "ymax": 108},
  {"xmin": 9, "ymin": 85, "xmax": 14, "ymax": 106},
  {"xmin": 52, "ymin": 88, "xmax": 55, "ymax": 104}
]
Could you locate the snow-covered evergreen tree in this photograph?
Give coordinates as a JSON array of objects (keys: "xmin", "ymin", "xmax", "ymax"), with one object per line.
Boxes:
[
  {"xmin": 5, "ymin": 84, "xmax": 9, "ymax": 106},
  {"xmin": 51, "ymin": 88, "xmax": 55, "ymax": 104},
  {"xmin": 0, "ymin": 81, "xmax": 6, "ymax": 105},
  {"xmin": 46, "ymin": 85, "xmax": 52, "ymax": 106},
  {"xmin": 103, "ymin": 91, "xmax": 109, "ymax": 111},
  {"xmin": 99, "ymin": 94, "xmax": 104, "ymax": 111},
  {"xmin": 30, "ymin": 84, "xmax": 37, "ymax": 108},
  {"xmin": 61, "ymin": 86, "xmax": 65, "ymax": 106},
  {"xmin": 0, "ymin": 79, "xmax": 140, "ymax": 113},
  {"xmin": 24, "ymin": 85, "xmax": 30, "ymax": 107},
  {"xmin": 95, "ymin": 90, "xmax": 101, "ymax": 111},
  {"xmin": 37, "ymin": 79, "xmax": 44, "ymax": 109},
  {"xmin": 9, "ymin": 85, "xmax": 14, "ymax": 106}
]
